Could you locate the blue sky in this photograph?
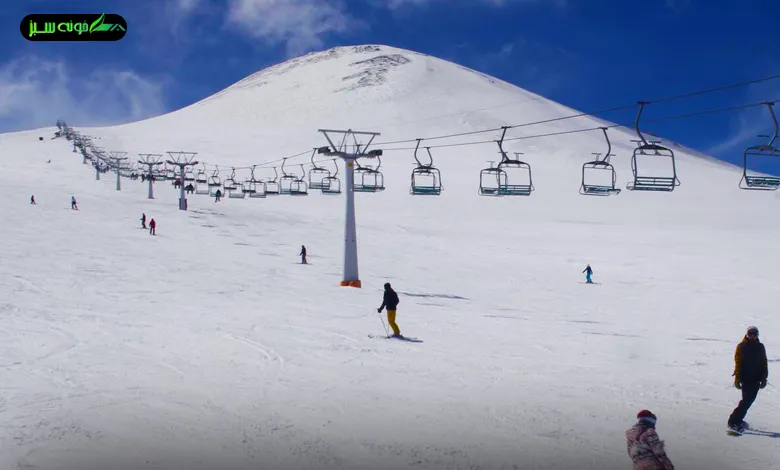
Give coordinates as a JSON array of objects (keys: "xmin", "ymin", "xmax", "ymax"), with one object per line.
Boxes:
[{"xmin": 1, "ymin": 0, "xmax": 779, "ymax": 169}]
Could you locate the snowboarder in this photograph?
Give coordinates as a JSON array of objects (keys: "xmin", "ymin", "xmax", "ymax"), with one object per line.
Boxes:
[
  {"xmin": 583, "ymin": 264, "xmax": 593, "ymax": 283},
  {"xmin": 377, "ymin": 282, "xmax": 401, "ymax": 338},
  {"xmin": 149, "ymin": 218, "xmax": 156, "ymax": 236},
  {"xmin": 141, "ymin": 213, "xmax": 146, "ymax": 229},
  {"xmin": 71, "ymin": 196, "xmax": 78, "ymax": 210},
  {"xmin": 727, "ymin": 326, "xmax": 768, "ymax": 433},
  {"xmin": 625, "ymin": 410, "xmax": 675, "ymax": 470},
  {"xmin": 30, "ymin": 195, "xmax": 36, "ymax": 205},
  {"xmin": 300, "ymin": 245, "xmax": 307, "ymax": 264},
  {"xmin": 215, "ymin": 189, "xmax": 222, "ymax": 202}
]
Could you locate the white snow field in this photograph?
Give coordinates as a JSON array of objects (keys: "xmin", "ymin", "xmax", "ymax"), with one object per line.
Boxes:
[{"xmin": 1, "ymin": 45, "xmax": 779, "ymax": 470}]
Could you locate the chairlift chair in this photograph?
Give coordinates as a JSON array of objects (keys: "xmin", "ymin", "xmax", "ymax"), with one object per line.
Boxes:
[
  {"xmin": 308, "ymin": 149, "xmax": 331, "ymax": 190},
  {"xmin": 626, "ymin": 102, "xmax": 680, "ymax": 192},
  {"xmin": 223, "ymin": 168, "xmax": 239, "ymax": 192},
  {"xmin": 266, "ymin": 167, "xmax": 281, "ymax": 195},
  {"xmin": 241, "ymin": 179, "xmax": 256, "ymax": 196},
  {"xmin": 247, "ymin": 166, "xmax": 267, "ymax": 198},
  {"xmin": 321, "ymin": 159, "xmax": 342, "ymax": 195},
  {"xmin": 290, "ymin": 164, "xmax": 309, "ymax": 195},
  {"xmin": 494, "ymin": 127, "xmax": 534, "ymax": 195},
  {"xmin": 739, "ymin": 102, "xmax": 780, "ymax": 190},
  {"xmin": 353, "ymin": 157, "xmax": 386, "ymax": 192},
  {"xmin": 479, "ymin": 161, "xmax": 506, "ymax": 195},
  {"xmin": 279, "ymin": 158, "xmax": 298, "ymax": 195},
  {"xmin": 410, "ymin": 139, "xmax": 442, "ymax": 195},
  {"xmin": 580, "ymin": 127, "xmax": 621, "ymax": 196},
  {"xmin": 207, "ymin": 169, "xmax": 222, "ymax": 196}
]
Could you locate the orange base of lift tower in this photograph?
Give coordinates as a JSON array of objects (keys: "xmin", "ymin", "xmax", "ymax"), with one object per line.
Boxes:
[{"xmin": 340, "ymin": 280, "xmax": 362, "ymax": 288}]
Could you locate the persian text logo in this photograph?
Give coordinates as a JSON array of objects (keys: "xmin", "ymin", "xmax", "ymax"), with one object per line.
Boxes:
[{"xmin": 21, "ymin": 13, "xmax": 127, "ymax": 41}]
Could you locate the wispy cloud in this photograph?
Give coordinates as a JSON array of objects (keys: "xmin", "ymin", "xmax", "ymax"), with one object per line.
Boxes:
[
  {"xmin": 0, "ymin": 55, "xmax": 169, "ymax": 133},
  {"xmin": 707, "ymin": 79, "xmax": 780, "ymax": 157},
  {"xmin": 381, "ymin": 0, "xmax": 565, "ymax": 7},
  {"xmin": 224, "ymin": 0, "xmax": 364, "ymax": 57}
]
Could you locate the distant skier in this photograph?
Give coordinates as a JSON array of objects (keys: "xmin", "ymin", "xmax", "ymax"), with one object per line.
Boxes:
[
  {"xmin": 583, "ymin": 264, "xmax": 593, "ymax": 284},
  {"xmin": 141, "ymin": 213, "xmax": 146, "ymax": 229},
  {"xmin": 30, "ymin": 195, "xmax": 36, "ymax": 205},
  {"xmin": 728, "ymin": 326, "xmax": 768, "ymax": 433},
  {"xmin": 377, "ymin": 282, "xmax": 401, "ymax": 338},
  {"xmin": 149, "ymin": 218, "xmax": 156, "ymax": 236},
  {"xmin": 215, "ymin": 189, "xmax": 222, "ymax": 202},
  {"xmin": 300, "ymin": 245, "xmax": 307, "ymax": 264},
  {"xmin": 626, "ymin": 410, "xmax": 675, "ymax": 470},
  {"xmin": 71, "ymin": 196, "xmax": 78, "ymax": 210}
]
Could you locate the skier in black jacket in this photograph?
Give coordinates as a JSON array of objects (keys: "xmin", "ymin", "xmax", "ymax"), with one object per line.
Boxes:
[
  {"xmin": 728, "ymin": 326, "xmax": 768, "ymax": 432},
  {"xmin": 377, "ymin": 282, "xmax": 401, "ymax": 338}
]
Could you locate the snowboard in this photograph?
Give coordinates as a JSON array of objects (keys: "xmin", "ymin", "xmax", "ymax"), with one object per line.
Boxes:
[
  {"xmin": 368, "ymin": 334, "xmax": 423, "ymax": 343},
  {"xmin": 727, "ymin": 422, "xmax": 748, "ymax": 435}
]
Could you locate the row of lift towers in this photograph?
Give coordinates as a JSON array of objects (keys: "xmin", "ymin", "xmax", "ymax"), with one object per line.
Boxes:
[{"xmin": 59, "ymin": 100, "xmax": 780, "ymax": 290}]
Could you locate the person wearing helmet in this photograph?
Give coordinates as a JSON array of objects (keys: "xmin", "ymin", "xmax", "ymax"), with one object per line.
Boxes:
[
  {"xmin": 625, "ymin": 410, "xmax": 675, "ymax": 470},
  {"xmin": 377, "ymin": 282, "xmax": 401, "ymax": 338},
  {"xmin": 727, "ymin": 326, "xmax": 768, "ymax": 432}
]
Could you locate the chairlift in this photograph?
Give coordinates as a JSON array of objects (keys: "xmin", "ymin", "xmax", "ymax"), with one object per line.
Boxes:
[
  {"xmin": 279, "ymin": 157, "xmax": 298, "ymax": 194},
  {"xmin": 321, "ymin": 159, "xmax": 342, "ymax": 195},
  {"xmin": 195, "ymin": 164, "xmax": 209, "ymax": 194},
  {"xmin": 626, "ymin": 101, "xmax": 680, "ymax": 192},
  {"xmin": 290, "ymin": 164, "xmax": 309, "ymax": 195},
  {"xmin": 266, "ymin": 167, "xmax": 281, "ymax": 195},
  {"xmin": 226, "ymin": 169, "xmax": 244, "ymax": 198},
  {"xmin": 580, "ymin": 127, "xmax": 621, "ymax": 196},
  {"xmin": 354, "ymin": 156, "xmax": 385, "ymax": 192},
  {"xmin": 739, "ymin": 102, "xmax": 780, "ymax": 190},
  {"xmin": 479, "ymin": 161, "xmax": 506, "ymax": 195},
  {"xmin": 308, "ymin": 149, "xmax": 331, "ymax": 190},
  {"xmin": 207, "ymin": 169, "xmax": 222, "ymax": 196},
  {"xmin": 410, "ymin": 139, "xmax": 442, "ymax": 195},
  {"xmin": 492, "ymin": 127, "xmax": 534, "ymax": 196},
  {"xmin": 247, "ymin": 166, "xmax": 267, "ymax": 198},
  {"xmin": 223, "ymin": 168, "xmax": 239, "ymax": 191},
  {"xmin": 184, "ymin": 168, "xmax": 195, "ymax": 182}
]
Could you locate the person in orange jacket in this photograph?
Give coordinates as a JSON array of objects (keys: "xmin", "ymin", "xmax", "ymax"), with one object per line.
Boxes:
[{"xmin": 728, "ymin": 326, "xmax": 768, "ymax": 432}]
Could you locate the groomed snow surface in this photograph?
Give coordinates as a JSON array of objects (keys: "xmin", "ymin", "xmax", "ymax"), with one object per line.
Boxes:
[{"xmin": 2, "ymin": 45, "xmax": 779, "ymax": 470}]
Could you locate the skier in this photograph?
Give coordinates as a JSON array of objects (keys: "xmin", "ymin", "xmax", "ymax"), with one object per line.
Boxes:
[
  {"xmin": 30, "ymin": 195, "xmax": 36, "ymax": 205},
  {"xmin": 215, "ymin": 189, "xmax": 222, "ymax": 202},
  {"xmin": 583, "ymin": 264, "xmax": 593, "ymax": 283},
  {"xmin": 625, "ymin": 410, "xmax": 675, "ymax": 470},
  {"xmin": 141, "ymin": 213, "xmax": 146, "ymax": 229},
  {"xmin": 149, "ymin": 218, "xmax": 156, "ymax": 236},
  {"xmin": 727, "ymin": 326, "xmax": 768, "ymax": 433},
  {"xmin": 377, "ymin": 282, "xmax": 401, "ymax": 338},
  {"xmin": 71, "ymin": 196, "xmax": 78, "ymax": 210},
  {"xmin": 300, "ymin": 245, "xmax": 307, "ymax": 264}
]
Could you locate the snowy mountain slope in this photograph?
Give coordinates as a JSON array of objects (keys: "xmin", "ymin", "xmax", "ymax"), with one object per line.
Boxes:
[{"xmin": 1, "ymin": 45, "xmax": 779, "ymax": 470}]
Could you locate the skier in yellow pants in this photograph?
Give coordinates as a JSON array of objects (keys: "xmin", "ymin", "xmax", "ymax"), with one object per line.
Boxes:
[{"xmin": 377, "ymin": 282, "xmax": 401, "ymax": 338}]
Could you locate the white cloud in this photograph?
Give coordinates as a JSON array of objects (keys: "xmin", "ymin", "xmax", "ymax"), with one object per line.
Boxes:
[
  {"xmin": 0, "ymin": 56, "xmax": 168, "ymax": 133},
  {"xmin": 225, "ymin": 0, "xmax": 362, "ymax": 57}
]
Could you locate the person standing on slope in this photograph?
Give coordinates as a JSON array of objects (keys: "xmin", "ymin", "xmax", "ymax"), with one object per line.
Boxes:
[
  {"xmin": 141, "ymin": 213, "xmax": 146, "ymax": 229},
  {"xmin": 583, "ymin": 264, "xmax": 593, "ymax": 283},
  {"xmin": 30, "ymin": 195, "xmax": 36, "ymax": 205},
  {"xmin": 728, "ymin": 326, "xmax": 768, "ymax": 432},
  {"xmin": 214, "ymin": 189, "xmax": 222, "ymax": 202},
  {"xmin": 149, "ymin": 218, "xmax": 156, "ymax": 236},
  {"xmin": 300, "ymin": 245, "xmax": 307, "ymax": 264},
  {"xmin": 626, "ymin": 410, "xmax": 675, "ymax": 470},
  {"xmin": 71, "ymin": 196, "xmax": 78, "ymax": 210},
  {"xmin": 377, "ymin": 282, "xmax": 402, "ymax": 338}
]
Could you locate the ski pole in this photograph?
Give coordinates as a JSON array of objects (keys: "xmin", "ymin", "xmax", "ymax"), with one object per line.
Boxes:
[{"xmin": 376, "ymin": 309, "xmax": 390, "ymax": 337}]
